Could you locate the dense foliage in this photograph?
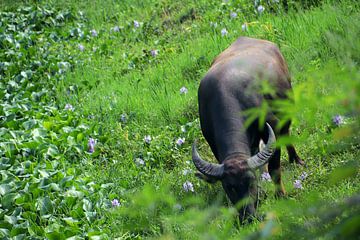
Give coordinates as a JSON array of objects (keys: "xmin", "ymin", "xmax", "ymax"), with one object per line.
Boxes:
[{"xmin": 0, "ymin": 0, "xmax": 359, "ymax": 239}]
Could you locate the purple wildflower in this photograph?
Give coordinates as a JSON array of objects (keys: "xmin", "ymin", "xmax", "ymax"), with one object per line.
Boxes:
[
  {"xmin": 221, "ymin": 28, "xmax": 228, "ymax": 36},
  {"xmin": 88, "ymin": 138, "xmax": 96, "ymax": 153},
  {"xmin": 183, "ymin": 181, "xmax": 194, "ymax": 192},
  {"xmin": 64, "ymin": 103, "xmax": 74, "ymax": 111},
  {"xmin": 111, "ymin": 199, "xmax": 120, "ymax": 207},
  {"xmin": 230, "ymin": 12, "xmax": 237, "ymax": 19},
  {"xmin": 113, "ymin": 26, "xmax": 120, "ymax": 32},
  {"xmin": 78, "ymin": 44, "xmax": 85, "ymax": 51},
  {"xmin": 300, "ymin": 172, "xmax": 308, "ymax": 181},
  {"xmin": 176, "ymin": 137, "xmax": 185, "ymax": 146},
  {"xmin": 332, "ymin": 115, "xmax": 345, "ymax": 127},
  {"xmin": 90, "ymin": 29, "xmax": 98, "ymax": 37},
  {"xmin": 150, "ymin": 49, "xmax": 159, "ymax": 57},
  {"xmin": 134, "ymin": 158, "xmax": 145, "ymax": 166},
  {"xmin": 294, "ymin": 180, "xmax": 303, "ymax": 189},
  {"xmin": 261, "ymin": 172, "xmax": 272, "ymax": 182},
  {"xmin": 144, "ymin": 135, "xmax": 152, "ymax": 144},
  {"xmin": 120, "ymin": 113, "xmax": 127, "ymax": 123},
  {"xmin": 180, "ymin": 86, "xmax": 188, "ymax": 94},
  {"xmin": 257, "ymin": 5, "xmax": 265, "ymax": 14},
  {"xmin": 133, "ymin": 20, "xmax": 140, "ymax": 28}
]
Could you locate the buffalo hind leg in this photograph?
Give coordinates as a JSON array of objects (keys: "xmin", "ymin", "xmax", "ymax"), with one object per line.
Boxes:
[{"xmin": 268, "ymin": 149, "xmax": 286, "ymax": 197}]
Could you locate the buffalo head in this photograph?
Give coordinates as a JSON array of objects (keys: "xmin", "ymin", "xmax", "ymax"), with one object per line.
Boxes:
[{"xmin": 192, "ymin": 123, "xmax": 276, "ymax": 222}]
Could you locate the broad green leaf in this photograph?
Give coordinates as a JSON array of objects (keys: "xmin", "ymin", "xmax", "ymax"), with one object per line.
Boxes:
[
  {"xmin": 2, "ymin": 193, "xmax": 18, "ymax": 209},
  {"xmin": 46, "ymin": 145, "xmax": 59, "ymax": 158},
  {"xmin": 22, "ymin": 119, "xmax": 37, "ymax": 130},
  {"xmin": 63, "ymin": 217, "xmax": 79, "ymax": 226},
  {"xmin": 0, "ymin": 228, "xmax": 10, "ymax": 237},
  {"xmin": 37, "ymin": 197, "xmax": 54, "ymax": 216},
  {"xmin": 4, "ymin": 215, "xmax": 17, "ymax": 225},
  {"xmin": 43, "ymin": 121, "xmax": 53, "ymax": 130},
  {"xmin": 46, "ymin": 232, "xmax": 65, "ymax": 240},
  {"xmin": 0, "ymin": 184, "xmax": 12, "ymax": 195},
  {"xmin": 82, "ymin": 198, "xmax": 92, "ymax": 212}
]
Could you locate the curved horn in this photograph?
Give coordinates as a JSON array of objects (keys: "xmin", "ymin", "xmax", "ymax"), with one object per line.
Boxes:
[
  {"xmin": 192, "ymin": 141, "xmax": 224, "ymax": 179},
  {"xmin": 247, "ymin": 123, "xmax": 276, "ymax": 169}
]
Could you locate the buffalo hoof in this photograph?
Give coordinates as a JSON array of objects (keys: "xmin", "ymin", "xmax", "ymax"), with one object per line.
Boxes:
[
  {"xmin": 290, "ymin": 156, "xmax": 306, "ymax": 167},
  {"xmin": 275, "ymin": 189, "xmax": 286, "ymax": 198}
]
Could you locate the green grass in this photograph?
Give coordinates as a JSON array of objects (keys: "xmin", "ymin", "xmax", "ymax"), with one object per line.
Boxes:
[{"xmin": 1, "ymin": 0, "xmax": 359, "ymax": 239}]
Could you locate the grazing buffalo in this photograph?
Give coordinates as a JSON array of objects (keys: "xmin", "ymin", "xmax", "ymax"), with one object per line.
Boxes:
[{"xmin": 192, "ymin": 37, "xmax": 304, "ymax": 222}]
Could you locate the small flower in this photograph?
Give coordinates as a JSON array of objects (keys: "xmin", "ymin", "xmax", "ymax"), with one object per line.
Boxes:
[
  {"xmin": 120, "ymin": 113, "xmax": 127, "ymax": 123},
  {"xmin": 88, "ymin": 138, "xmax": 96, "ymax": 153},
  {"xmin": 111, "ymin": 199, "xmax": 120, "ymax": 207},
  {"xmin": 112, "ymin": 26, "xmax": 120, "ymax": 32},
  {"xmin": 64, "ymin": 103, "xmax": 74, "ymax": 111},
  {"xmin": 241, "ymin": 23, "xmax": 248, "ymax": 32},
  {"xmin": 144, "ymin": 135, "xmax": 152, "ymax": 144},
  {"xmin": 133, "ymin": 20, "xmax": 140, "ymax": 28},
  {"xmin": 173, "ymin": 203, "xmax": 182, "ymax": 211},
  {"xmin": 90, "ymin": 29, "xmax": 98, "ymax": 37},
  {"xmin": 257, "ymin": 5, "xmax": 265, "ymax": 14},
  {"xmin": 150, "ymin": 49, "xmax": 159, "ymax": 57},
  {"xmin": 176, "ymin": 137, "xmax": 185, "ymax": 146},
  {"xmin": 300, "ymin": 172, "xmax": 308, "ymax": 181},
  {"xmin": 230, "ymin": 12, "xmax": 237, "ymax": 19},
  {"xmin": 134, "ymin": 158, "xmax": 145, "ymax": 166},
  {"xmin": 182, "ymin": 169, "xmax": 192, "ymax": 176},
  {"xmin": 78, "ymin": 44, "xmax": 85, "ymax": 51},
  {"xmin": 183, "ymin": 181, "xmax": 194, "ymax": 192},
  {"xmin": 210, "ymin": 22, "xmax": 218, "ymax": 28},
  {"xmin": 261, "ymin": 172, "xmax": 272, "ymax": 182},
  {"xmin": 294, "ymin": 180, "xmax": 303, "ymax": 189},
  {"xmin": 181, "ymin": 125, "xmax": 186, "ymax": 133},
  {"xmin": 180, "ymin": 86, "xmax": 188, "ymax": 94},
  {"xmin": 221, "ymin": 28, "xmax": 228, "ymax": 36},
  {"xmin": 332, "ymin": 115, "xmax": 345, "ymax": 127}
]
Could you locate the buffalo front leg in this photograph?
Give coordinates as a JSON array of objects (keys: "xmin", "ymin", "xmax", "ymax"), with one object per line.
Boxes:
[
  {"xmin": 268, "ymin": 149, "xmax": 286, "ymax": 197},
  {"xmin": 280, "ymin": 121, "xmax": 305, "ymax": 165}
]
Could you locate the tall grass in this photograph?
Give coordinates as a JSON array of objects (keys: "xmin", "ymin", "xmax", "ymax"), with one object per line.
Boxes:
[{"xmin": 1, "ymin": 0, "xmax": 358, "ymax": 238}]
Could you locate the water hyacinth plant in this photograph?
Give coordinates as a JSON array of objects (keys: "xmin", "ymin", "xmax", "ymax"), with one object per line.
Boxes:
[
  {"xmin": 112, "ymin": 199, "xmax": 121, "ymax": 207},
  {"xmin": 1, "ymin": 0, "xmax": 359, "ymax": 239},
  {"xmin": 294, "ymin": 180, "xmax": 303, "ymax": 189},
  {"xmin": 64, "ymin": 103, "xmax": 74, "ymax": 111},
  {"xmin": 176, "ymin": 137, "xmax": 185, "ymax": 146},
  {"xmin": 78, "ymin": 43, "xmax": 85, "ymax": 51},
  {"xmin": 88, "ymin": 138, "xmax": 96, "ymax": 153},
  {"xmin": 90, "ymin": 29, "xmax": 98, "ymax": 37},
  {"xmin": 150, "ymin": 49, "xmax": 159, "ymax": 57},
  {"xmin": 183, "ymin": 181, "xmax": 195, "ymax": 192},
  {"xmin": 221, "ymin": 28, "xmax": 228, "ymax": 36},
  {"xmin": 180, "ymin": 86, "xmax": 188, "ymax": 94},
  {"xmin": 257, "ymin": 5, "xmax": 265, "ymax": 14},
  {"xmin": 261, "ymin": 172, "xmax": 272, "ymax": 182},
  {"xmin": 332, "ymin": 114, "xmax": 345, "ymax": 126},
  {"xmin": 144, "ymin": 135, "xmax": 152, "ymax": 144},
  {"xmin": 133, "ymin": 20, "xmax": 140, "ymax": 28}
]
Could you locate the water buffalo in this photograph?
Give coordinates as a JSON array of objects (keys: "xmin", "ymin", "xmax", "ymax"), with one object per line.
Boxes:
[{"xmin": 192, "ymin": 36, "xmax": 304, "ymax": 222}]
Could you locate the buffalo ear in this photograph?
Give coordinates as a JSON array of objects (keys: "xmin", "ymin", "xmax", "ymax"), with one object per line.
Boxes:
[{"xmin": 195, "ymin": 172, "xmax": 219, "ymax": 184}]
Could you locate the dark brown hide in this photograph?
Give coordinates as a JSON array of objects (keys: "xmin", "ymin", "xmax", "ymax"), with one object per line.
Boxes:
[{"xmin": 194, "ymin": 37, "xmax": 304, "ymax": 222}]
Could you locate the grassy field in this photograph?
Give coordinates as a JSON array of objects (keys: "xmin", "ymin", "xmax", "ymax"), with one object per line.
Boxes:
[{"xmin": 0, "ymin": 0, "xmax": 359, "ymax": 239}]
